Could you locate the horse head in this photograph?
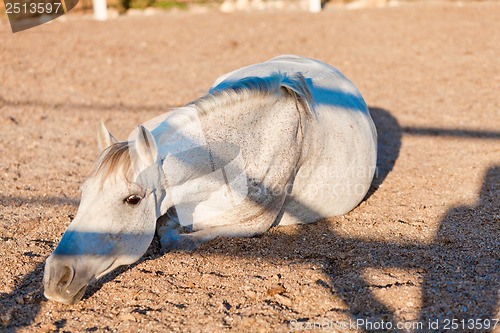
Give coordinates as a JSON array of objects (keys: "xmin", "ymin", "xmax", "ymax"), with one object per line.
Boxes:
[{"xmin": 43, "ymin": 122, "xmax": 165, "ymax": 304}]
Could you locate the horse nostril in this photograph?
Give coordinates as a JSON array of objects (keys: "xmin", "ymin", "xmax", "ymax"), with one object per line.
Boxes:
[{"xmin": 57, "ymin": 265, "xmax": 73, "ymax": 289}]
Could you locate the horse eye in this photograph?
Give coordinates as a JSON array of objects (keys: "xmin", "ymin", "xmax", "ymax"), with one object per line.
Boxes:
[{"xmin": 125, "ymin": 195, "xmax": 142, "ymax": 205}]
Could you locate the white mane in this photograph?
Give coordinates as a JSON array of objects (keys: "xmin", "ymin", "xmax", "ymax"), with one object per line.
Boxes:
[{"xmin": 190, "ymin": 72, "xmax": 315, "ymax": 119}]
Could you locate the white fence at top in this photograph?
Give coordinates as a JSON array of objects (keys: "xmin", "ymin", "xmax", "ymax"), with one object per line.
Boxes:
[{"xmin": 92, "ymin": 0, "xmax": 322, "ymax": 20}]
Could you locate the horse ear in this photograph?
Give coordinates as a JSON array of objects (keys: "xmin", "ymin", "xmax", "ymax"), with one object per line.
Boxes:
[
  {"xmin": 135, "ymin": 125, "xmax": 158, "ymax": 165},
  {"xmin": 97, "ymin": 121, "xmax": 118, "ymax": 151}
]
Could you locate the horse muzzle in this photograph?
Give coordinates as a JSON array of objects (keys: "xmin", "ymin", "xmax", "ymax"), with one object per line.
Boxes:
[{"xmin": 43, "ymin": 255, "xmax": 94, "ymax": 305}]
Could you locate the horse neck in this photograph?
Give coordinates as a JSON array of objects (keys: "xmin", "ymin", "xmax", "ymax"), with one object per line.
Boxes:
[{"xmin": 148, "ymin": 107, "xmax": 205, "ymax": 159}]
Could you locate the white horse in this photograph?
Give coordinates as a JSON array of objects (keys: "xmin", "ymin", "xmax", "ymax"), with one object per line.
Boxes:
[{"xmin": 43, "ymin": 55, "xmax": 377, "ymax": 304}]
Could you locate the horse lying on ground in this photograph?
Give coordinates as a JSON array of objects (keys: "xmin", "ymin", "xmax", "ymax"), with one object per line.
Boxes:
[{"xmin": 43, "ymin": 55, "xmax": 377, "ymax": 304}]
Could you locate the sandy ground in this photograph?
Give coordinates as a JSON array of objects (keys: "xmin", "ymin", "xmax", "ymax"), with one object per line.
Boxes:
[{"xmin": 0, "ymin": 2, "xmax": 499, "ymax": 332}]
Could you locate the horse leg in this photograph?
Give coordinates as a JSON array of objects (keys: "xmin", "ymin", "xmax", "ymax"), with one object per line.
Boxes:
[
  {"xmin": 160, "ymin": 210, "xmax": 278, "ymax": 253},
  {"xmin": 156, "ymin": 213, "xmax": 189, "ymax": 248}
]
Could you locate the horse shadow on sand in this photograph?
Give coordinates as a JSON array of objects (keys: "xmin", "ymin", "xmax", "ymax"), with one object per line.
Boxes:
[
  {"xmin": 1, "ymin": 107, "xmax": 499, "ymax": 332},
  {"xmin": 231, "ymin": 165, "xmax": 499, "ymax": 332}
]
